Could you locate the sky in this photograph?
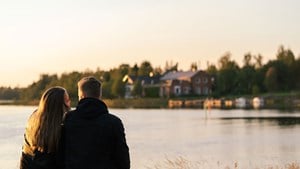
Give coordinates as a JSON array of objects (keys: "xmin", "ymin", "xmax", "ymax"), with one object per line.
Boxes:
[{"xmin": 0, "ymin": 0, "xmax": 299, "ymax": 87}]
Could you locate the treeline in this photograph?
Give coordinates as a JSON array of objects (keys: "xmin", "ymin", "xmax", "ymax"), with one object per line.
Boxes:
[
  {"xmin": 209, "ymin": 45, "xmax": 300, "ymax": 96},
  {"xmin": 0, "ymin": 45, "xmax": 299, "ymax": 103},
  {"xmin": 0, "ymin": 61, "xmax": 162, "ymax": 103},
  {"xmin": 207, "ymin": 46, "xmax": 300, "ymax": 96}
]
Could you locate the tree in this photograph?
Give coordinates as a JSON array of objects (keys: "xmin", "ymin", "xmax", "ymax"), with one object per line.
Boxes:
[
  {"xmin": 131, "ymin": 63, "xmax": 139, "ymax": 76},
  {"xmin": 254, "ymin": 54, "xmax": 263, "ymax": 69},
  {"xmin": 164, "ymin": 61, "xmax": 178, "ymax": 72},
  {"xmin": 206, "ymin": 64, "xmax": 217, "ymax": 75},
  {"xmin": 59, "ymin": 71, "xmax": 82, "ymax": 100},
  {"xmin": 144, "ymin": 87, "xmax": 160, "ymax": 98},
  {"xmin": 252, "ymin": 67, "xmax": 265, "ymax": 94},
  {"xmin": 275, "ymin": 45, "xmax": 297, "ymax": 90},
  {"xmin": 263, "ymin": 60, "xmax": 289, "ymax": 91},
  {"xmin": 218, "ymin": 52, "xmax": 231, "ymax": 69},
  {"xmin": 294, "ymin": 57, "xmax": 300, "ymax": 90},
  {"xmin": 111, "ymin": 77, "xmax": 125, "ymax": 98},
  {"xmin": 101, "ymin": 81, "xmax": 113, "ymax": 98},
  {"xmin": 206, "ymin": 64, "xmax": 217, "ymax": 95},
  {"xmin": 276, "ymin": 45, "xmax": 295, "ymax": 66},
  {"xmin": 168, "ymin": 63, "xmax": 178, "ymax": 72},
  {"xmin": 131, "ymin": 80, "xmax": 143, "ymax": 97},
  {"xmin": 252, "ymin": 85, "xmax": 260, "ymax": 95},
  {"xmin": 216, "ymin": 52, "xmax": 240, "ymax": 95},
  {"xmin": 119, "ymin": 64, "xmax": 130, "ymax": 76},
  {"xmin": 20, "ymin": 74, "xmax": 59, "ymax": 101},
  {"xmin": 138, "ymin": 61, "xmax": 153, "ymax": 76},
  {"xmin": 0, "ymin": 87, "xmax": 20, "ymax": 100},
  {"xmin": 153, "ymin": 66, "xmax": 162, "ymax": 76},
  {"xmin": 243, "ymin": 52, "xmax": 252, "ymax": 67},
  {"xmin": 102, "ymin": 71, "xmax": 111, "ymax": 82},
  {"xmin": 236, "ymin": 53, "xmax": 256, "ymax": 94},
  {"xmin": 190, "ymin": 62, "xmax": 198, "ymax": 71},
  {"xmin": 237, "ymin": 66, "xmax": 256, "ymax": 94},
  {"xmin": 264, "ymin": 67, "xmax": 278, "ymax": 92}
]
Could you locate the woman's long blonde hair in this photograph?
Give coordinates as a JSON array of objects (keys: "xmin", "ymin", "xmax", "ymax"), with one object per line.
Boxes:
[{"xmin": 30, "ymin": 86, "xmax": 68, "ymax": 153}]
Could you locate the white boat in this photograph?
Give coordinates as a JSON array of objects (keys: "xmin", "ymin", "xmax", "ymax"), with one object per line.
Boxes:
[
  {"xmin": 252, "ymin": 97, "xmax": 264, "ymax": 109},
  {"xmin": 235, "ymin": 97, "xmax": 247, "ymax": 108}
]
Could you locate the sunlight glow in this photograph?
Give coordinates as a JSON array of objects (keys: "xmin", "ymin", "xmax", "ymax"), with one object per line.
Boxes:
[{"xmin": 0, "ymin": 0, "xmax": 299, "ymax": 87}]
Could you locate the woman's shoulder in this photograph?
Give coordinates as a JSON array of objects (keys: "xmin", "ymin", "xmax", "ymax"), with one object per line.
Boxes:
[{"xmin": 26, "ymin": 110, "xmax": 38, "ymax": 127}]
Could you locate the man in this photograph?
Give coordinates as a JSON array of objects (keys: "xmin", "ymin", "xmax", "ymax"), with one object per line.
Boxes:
[{"xmin": 63, "ymin": 76, "xmax": 130, "ymax": 169}]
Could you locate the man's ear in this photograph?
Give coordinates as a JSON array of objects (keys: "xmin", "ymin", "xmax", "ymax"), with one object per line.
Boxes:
[
  {"xmin": 82, "ymin": 92, "xmax": 88, "ymax": 99},
  {"xmin": 79, "ymin": 93, "xmax": 86, "ymax": 99},
  {"xmin": 78, "ymin": 89, "xmax": 86, "ymax": 99}
]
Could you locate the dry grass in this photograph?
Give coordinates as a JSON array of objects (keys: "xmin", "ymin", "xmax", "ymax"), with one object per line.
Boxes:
[
  {"xmin": 146, "ymin": 156, "xmax": 201, "ymax": 169},
  {"xmin": 146, "ymin": 157, "xmax": 300, "ymax": 169}
]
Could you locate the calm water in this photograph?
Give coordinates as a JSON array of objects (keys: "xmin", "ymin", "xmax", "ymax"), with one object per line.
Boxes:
[{"xmin": 0, "ymin": 106, "xmax": 300, "ymax": 169}]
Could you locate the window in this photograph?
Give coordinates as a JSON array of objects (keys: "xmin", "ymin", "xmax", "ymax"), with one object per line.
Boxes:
[
  {"xmin": 203, "ymin": 87, "xmax": 208, "ymax": 95},
  {"xmin": 125, "ymin": 86, "xmax": 131, "ymax": 92},
  {"xmin": 183, "ymin": 87, "xmax": 190, "ymax": 94},
  {"xmin": 195, "ymin": 87, "xmax": 201, "ymax": 95},
  {"xmin": 174, "ymin": 85, "xmax": 181, "ymax": 95},
  {"xmin": 196, "ymin": 78, "xmax": 201, "ymax": 84}
]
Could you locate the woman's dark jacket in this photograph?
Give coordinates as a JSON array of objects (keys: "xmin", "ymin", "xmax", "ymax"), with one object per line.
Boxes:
[
  {"xmin": 63, "ymin": 98, "xmax": 130, "ymax": 169},
  {"xmin": 20, "ymin": 111, "xmax": 64, "ymax": 169}
]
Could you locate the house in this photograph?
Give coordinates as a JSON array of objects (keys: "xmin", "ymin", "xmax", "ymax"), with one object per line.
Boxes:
[
  {"xmin": 160, "ymin": 70, "xmax": 214, "ymax": 97},
  {"xmin": 123, "ymin": 74, "xmax": 161, "ymax": 98}
]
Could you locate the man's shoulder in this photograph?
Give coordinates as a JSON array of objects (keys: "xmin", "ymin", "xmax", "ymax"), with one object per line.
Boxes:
[
  {"xmin": 104, "ymin": 112, "xmax": 123, "ymax": 123},
  {"xmin": 64, "ymin": 109, "xmax": 122, "ymax": 121}
]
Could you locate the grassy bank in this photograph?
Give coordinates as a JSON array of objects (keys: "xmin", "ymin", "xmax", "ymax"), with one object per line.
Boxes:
[
  {"xmin": 1, "ymin": 91, "xmax": 300, "ymax": 110},
  {"xmin": 147, "ymin": 157, "xmax": 300, "ymax": 169},
  {"xmin": 103, "ymin": 98, "xmax": 169, "ymax": 109}
]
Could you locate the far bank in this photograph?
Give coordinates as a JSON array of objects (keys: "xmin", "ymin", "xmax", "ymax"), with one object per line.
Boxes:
[{"xmin": 2, "ymin": 92, "xmax": 300, "ymax": 110}]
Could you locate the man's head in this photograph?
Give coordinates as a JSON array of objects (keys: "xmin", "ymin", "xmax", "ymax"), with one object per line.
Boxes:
[{"xmin": 77, "ymin": 76, "xmax": 102, "ymax": 100}]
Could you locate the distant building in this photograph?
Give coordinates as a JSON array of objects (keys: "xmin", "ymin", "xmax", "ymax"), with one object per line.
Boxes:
[
  {"xmin": 123, "ymin": 74, "xmax": 161, "ymax": 98},
  {"xmin": 160, "ymin": 70, "xmax": 214, "ymax": 97}
]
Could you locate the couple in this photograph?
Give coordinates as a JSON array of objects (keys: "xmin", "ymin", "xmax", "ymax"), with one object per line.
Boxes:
[{"xmin": 20, "ymin": 76, "xmax": 130, "ymax": 169}]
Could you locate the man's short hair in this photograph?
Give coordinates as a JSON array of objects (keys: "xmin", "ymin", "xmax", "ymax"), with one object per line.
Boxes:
[{"xmin": 78, "ymin": 76, "xmax": 101, "ymax": 98}]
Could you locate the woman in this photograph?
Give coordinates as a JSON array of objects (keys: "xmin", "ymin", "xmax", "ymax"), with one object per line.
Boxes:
[{"xmin": 20, "ymin": 86, "xmax": 71, "ymax": 169}]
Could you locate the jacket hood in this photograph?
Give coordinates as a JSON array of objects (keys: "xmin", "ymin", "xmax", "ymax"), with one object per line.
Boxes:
[{"xmin": 73, "ymin": 98, "xmax": 108, "ymax": 119}]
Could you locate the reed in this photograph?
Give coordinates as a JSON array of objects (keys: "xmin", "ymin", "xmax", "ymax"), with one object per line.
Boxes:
[{"xmin": 146, "ymin": 157, "xmax": 299, "ymax": 169}]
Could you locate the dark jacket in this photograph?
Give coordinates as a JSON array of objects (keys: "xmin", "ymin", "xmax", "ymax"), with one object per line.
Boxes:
[
  {"xmin": 20, "ymin": 150, "xmax": 63, "ymax": 169},
  {"xmin": 20, "ymin": 111, "xmax": 64, "ymax": 169},
  {"xmin": 63, "ymin": 98, "xmax": 130, "ymax": 169}
]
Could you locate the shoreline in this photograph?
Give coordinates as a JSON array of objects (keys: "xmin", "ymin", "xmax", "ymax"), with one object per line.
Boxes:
[{"xmin": 1, "ymin": 97, "xmax": 300, "ymax": 110}]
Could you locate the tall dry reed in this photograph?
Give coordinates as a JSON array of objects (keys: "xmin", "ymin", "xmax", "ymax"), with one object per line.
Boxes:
[{"xmin": 146, "ymin": 157, "xmax": 299, "ymax": 169}]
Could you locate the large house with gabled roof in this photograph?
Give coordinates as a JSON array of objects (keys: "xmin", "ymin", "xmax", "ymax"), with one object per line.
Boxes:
[
  {"xmin": 122, "ymin": 74, "xmax": 161, "ymax": 98},
  {"xmin": 159, "ymin": 70, "xmax": 214, "ymax": 97}
]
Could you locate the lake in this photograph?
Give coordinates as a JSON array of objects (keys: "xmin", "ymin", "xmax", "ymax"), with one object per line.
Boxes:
[{"xmin": 0, "ymin": 105, "xmax": 299, "ymax": 169}]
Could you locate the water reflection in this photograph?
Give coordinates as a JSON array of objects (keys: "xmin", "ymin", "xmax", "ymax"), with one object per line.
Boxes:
[
  {"xmin": 219, "ymin": 116, "xmax": 300, "ymax": 127},
  {"xmin": 1, "ymin": 106, "xmax": 300, "ymax": 169}
]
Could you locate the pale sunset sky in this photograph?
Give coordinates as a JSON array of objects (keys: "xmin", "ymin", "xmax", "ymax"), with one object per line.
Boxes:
[{"xmin": 0, "ymin": 0, "xmax": 299, "ymax": 87}]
